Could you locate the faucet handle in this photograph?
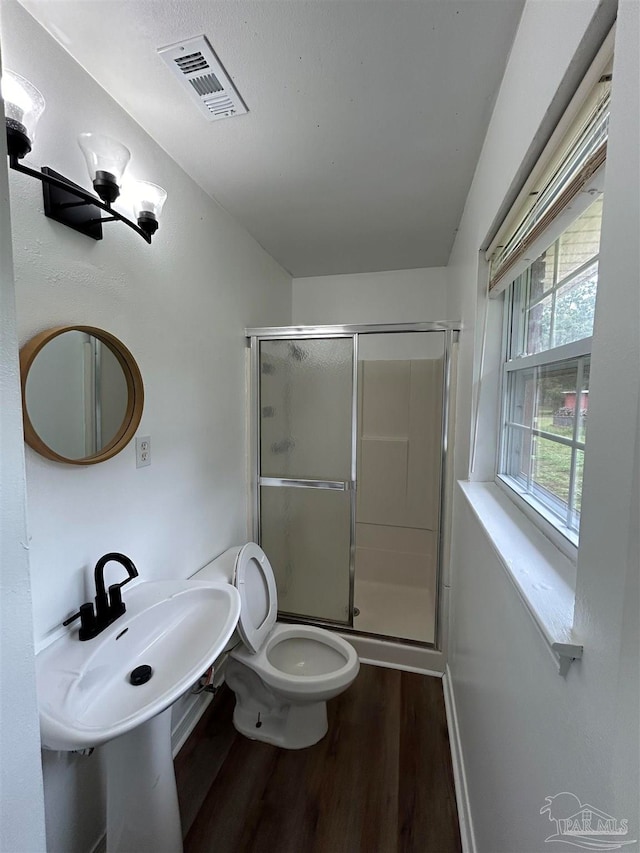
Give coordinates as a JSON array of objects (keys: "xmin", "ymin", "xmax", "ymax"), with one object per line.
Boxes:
[
  {"xmin": 63, "ymin": 601, "xmax": 94, "ymax": 626},
  {"xmin": 108, "ymin": 584, "xmax": 126, "ymax": 619},
  {"xmin": 62, "ymin": 610, "xmax": 82, "ymax": 627},
  {"xmin": 63, "ymin": 602, "xmax": 98, "ymax": 641},
  {"xmin": 78, "ymin": 603, "xmax": 98, "ymax": 640}
]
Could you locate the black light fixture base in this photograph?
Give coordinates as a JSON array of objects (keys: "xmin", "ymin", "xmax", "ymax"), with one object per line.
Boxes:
[
  {"xmin": 42, "ymin": 167, "xmax": 104, "ymax": 240},
  {"xmin": 137, "ymin": 211, "xmax": 159, "ymax": 238},
  {"xmin": 93, "ymin": 170, "xmax": 120, "ymax": 204},
  {"xmin": 6, "ymin": 121, "xmax": 31, "ymax": 160},
  {"xmin": 9, "ymin": 158, "xmax": 152, "ymax": 243}
]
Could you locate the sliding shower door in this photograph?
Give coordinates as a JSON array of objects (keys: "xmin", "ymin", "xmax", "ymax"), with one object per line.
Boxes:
[
  {"xmin": 250, "ymin": 322, "xmax": 457, "ymax": 645},
  {"xmin": 257, "ymin": 337, "xmax": 355, "ymax": 624}
]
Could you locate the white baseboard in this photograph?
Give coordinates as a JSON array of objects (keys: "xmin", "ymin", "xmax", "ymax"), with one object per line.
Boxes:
[
  {"xmin": 442, "ymin": 664, "xmax": 476, "ymax": 853},
  {"xmin": 358, "ymin": 656, "xmax": 444, "ymax": 678},
  {"xmin": 340, "ymin": 632, "xmax": 445, "ymax": 675}
]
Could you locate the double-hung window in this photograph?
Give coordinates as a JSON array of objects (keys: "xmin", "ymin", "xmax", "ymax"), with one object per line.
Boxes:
[
  {"xmin": 498, "ymin": 197, "xmax": 602, "ymax": 546},
  {"xmin": 488, "ymin": 38, "xmax": 613, "ymax": 550}
]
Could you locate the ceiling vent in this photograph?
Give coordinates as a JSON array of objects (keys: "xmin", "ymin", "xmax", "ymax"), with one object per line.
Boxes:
[{"xmin": 158, "ymin": 35, "xmax": 248, "ymax": 122}]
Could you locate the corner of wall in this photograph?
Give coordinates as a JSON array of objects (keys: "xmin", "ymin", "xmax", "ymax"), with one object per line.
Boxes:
[{"xmin": 0, "ymin": 36, "xmax": 47, "ymax": 852}]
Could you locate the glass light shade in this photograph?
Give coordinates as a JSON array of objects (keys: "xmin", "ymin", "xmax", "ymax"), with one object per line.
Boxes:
[
  {"xmin": 2, "ymin": 70, "xmax": 45, "ymax": 144},
  {"xmin": 132, "ymin": 181, "xmax": 167, "ymax": 220},
  {"xmin": 77, "ymin": 133, "xmax": 131, "ymax": 185}
]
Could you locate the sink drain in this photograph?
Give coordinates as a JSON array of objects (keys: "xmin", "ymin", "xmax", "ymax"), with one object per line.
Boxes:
[{"xmin": 130, "ymin": 664, "xmax": 153, "ymax": 685}]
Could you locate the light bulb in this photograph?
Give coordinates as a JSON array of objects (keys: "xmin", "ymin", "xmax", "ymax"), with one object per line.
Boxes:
[
  {"xmin": 2, "ymin": 70, "xmax": 45, "ymax": 158},
  {"xmin": 77, "ymin": 133, "xmax": 131, "ymax": 204},
  {"xmin": 132, "ymin": 180, "xmax": 167, "ymax": 237}
]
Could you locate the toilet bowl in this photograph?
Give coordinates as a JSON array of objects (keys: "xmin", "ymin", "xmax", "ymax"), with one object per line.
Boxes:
[{"xmin": 194, "ymin": 542, "xmax": 359, "ymax": 749}]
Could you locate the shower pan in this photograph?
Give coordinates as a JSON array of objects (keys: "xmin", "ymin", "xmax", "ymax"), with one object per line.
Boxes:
[{"xmin": 246, "ymin": 323, "xmax": 458, "ymax": 648}]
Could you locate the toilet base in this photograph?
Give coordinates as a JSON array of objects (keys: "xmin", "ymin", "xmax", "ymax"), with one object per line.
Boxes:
[
  {"xmin": 233, "ymin": 698, "xmax": 328, "ymax": 749},
  {"xmin": 225, "ymin": 657, "xmax": 329, "ymax": 749}
]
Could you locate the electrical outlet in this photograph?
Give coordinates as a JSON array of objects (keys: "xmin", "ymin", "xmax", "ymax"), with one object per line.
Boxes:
[{"xmin": 136, "ymin": 436, "xmax": 151, "ymax": 468}]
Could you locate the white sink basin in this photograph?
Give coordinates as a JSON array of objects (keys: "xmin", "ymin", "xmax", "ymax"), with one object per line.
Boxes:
[{"xmin": 36, "ymin": 579, "xmax": 241, "ymax": 751}]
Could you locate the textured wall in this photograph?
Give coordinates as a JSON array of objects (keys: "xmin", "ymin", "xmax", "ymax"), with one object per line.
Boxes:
[
  {"xmin": 1, "ymin": 3, "xmax": 291, "ymax": 850},
  {"xmin": 292, "ymin": 266, "xmax": 449, "ymax": 325},
  {"xmin": 0, "ymin": 39, "xmax": 47, "ymax": 853},
  {"xmin": 446, "ymin": 0, "xmax": 639, "ymax": 850}
]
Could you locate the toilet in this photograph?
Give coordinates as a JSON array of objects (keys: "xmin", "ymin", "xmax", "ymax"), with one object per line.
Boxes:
[{"xmin": 193, "ymin": 542, "xmax": 360, "ymax": 749}]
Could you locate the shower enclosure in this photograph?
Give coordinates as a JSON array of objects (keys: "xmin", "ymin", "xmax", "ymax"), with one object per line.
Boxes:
[{"xmin": 247, "ymin": 323, "xmax": 457, "ymax": 647}]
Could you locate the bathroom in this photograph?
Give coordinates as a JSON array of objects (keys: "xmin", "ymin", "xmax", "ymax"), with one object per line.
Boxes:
[{"xmin": 1, "ymin": 1, "xmax": 638, "ymax": 852}]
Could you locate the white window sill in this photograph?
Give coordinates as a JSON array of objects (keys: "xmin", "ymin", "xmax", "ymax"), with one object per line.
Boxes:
[
  {"xmin": 458, "ymin": 481, "xmax": 583, "ymax": 676},
  {"xmin": 495, "ymin": 475, "xmax": 579, "ymax": 556}
]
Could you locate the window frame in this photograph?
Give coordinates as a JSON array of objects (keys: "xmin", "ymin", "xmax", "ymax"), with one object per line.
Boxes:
[{"xmin": 495, "ymin": 235, "xmax": 598, "ymax": 558}]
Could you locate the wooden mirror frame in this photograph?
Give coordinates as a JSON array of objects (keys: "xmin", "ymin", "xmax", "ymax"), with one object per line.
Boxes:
[{"xmin": 20, "ymin": 325, "xmax": 144, "ymax": 465}]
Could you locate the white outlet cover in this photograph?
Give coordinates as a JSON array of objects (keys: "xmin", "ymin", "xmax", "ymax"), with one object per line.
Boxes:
[{"xmin": 136, "ymin": 436, "xmax": 151, "ymax": 468}]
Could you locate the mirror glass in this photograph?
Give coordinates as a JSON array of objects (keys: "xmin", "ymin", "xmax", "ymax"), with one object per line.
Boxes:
[{"xmin": 25, "ymin": 331, "xmax": 130, "ymax": 460}]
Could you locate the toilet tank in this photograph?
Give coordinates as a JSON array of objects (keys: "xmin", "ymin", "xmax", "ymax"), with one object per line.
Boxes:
[{"xmin": 191, "ymin": 545, "xmax": 242, "ymax": 584}]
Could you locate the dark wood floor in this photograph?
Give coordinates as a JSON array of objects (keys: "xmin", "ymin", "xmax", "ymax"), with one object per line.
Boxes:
[{"xmin": 175, "ymin": 664, "xmax": 461, "ymax": 853}]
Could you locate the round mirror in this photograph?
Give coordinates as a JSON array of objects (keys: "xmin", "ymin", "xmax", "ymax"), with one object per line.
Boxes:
[{"xmin": 20, "ymin": 326, "xmax": 144, "ymax": 465}]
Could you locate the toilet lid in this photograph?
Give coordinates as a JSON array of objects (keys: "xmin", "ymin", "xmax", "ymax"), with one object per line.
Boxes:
[{"xmin": 234, "ymin": 543, "xmax": 278, "ymax": 654}]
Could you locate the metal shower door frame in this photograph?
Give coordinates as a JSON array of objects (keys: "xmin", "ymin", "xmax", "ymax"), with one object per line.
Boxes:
[
  {"xmin": 249, "ymin": 331, "xmax": 358, "ymax": 628},
  {"xmin": 247, "ymin": 321, "xmax": 459, "ymax": 647}
]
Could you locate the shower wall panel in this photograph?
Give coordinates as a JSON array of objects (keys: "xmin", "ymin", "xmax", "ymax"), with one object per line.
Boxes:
[
  {"xmin": 357, "ymin": 359, "xmax": 442, "ymax": 530},
  {"xmin": 355, "ymin": 355, "xmax": 443, "ymax": 641}
]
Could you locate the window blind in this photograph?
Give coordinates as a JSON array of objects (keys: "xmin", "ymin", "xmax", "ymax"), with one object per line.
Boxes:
[{"xmin": 486, "ymin": 32, "xmax": 614, "ymax": 296}]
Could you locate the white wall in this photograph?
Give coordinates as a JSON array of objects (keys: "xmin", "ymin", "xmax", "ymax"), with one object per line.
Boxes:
[
  {"xmin": 446, "ymin": 0, "xmax": 638, "ymax": 850},
  {"xmin": 573, "ymin": 1, "xmax": 639, "ymax": 826},
  {"xmin": 1, "ymin": 3, "xmax": 291, "ymax": 851},
  {"xmin": 0, "ymin": 40, "xmax": 47, "ymax": 853},
  {"xmin": 292, "ymin": 266, "xmax": 449, "ymax": 325}
]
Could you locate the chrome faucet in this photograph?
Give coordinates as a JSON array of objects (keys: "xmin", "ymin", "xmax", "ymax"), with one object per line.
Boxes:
[{"xmin": 63, "ymin": 552, "xmax": 139, "ymax": 640}]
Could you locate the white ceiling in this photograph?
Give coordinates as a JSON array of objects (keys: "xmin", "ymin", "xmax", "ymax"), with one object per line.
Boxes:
[{"xmin": 19, "ymin": 0, "xmax": 524, "ymax": 277}]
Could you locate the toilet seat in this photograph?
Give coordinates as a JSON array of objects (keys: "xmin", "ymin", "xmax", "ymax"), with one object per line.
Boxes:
[
  {"xmin": 231, "ymin": 622, "xmax": 359, "ymax": 698},
  {"xmin": 234, "ymin": 542, "xmax": 278, "ymax": 653}
]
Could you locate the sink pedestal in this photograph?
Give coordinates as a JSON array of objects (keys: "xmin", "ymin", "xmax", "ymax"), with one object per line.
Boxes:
[{"xmin": 104, "ymin": 707, "xmax": 183, "ymax": 853}]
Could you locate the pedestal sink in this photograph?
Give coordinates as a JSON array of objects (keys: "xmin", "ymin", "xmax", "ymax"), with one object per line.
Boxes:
[{"xmin": 36, "ymin": 578, "xmax": 241, "ymax": 853}]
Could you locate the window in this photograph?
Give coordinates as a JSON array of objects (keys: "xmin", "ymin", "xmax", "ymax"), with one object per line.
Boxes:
[
  {"xmin": 498, "ymin": 196, "xmax": 602, "ymax": 546},
  {"xmin": 486, "ymin": 31, "xmax": 613, "ymax": 551}
]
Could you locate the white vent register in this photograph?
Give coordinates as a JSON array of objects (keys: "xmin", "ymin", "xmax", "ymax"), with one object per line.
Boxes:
[{"xmin": 158, "ymin": 35, "xmax": 248, "ymax": 122}]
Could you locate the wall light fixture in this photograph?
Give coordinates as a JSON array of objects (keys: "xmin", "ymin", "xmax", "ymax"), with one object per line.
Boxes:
[{"xmin": 2, "ymin": 71, "xmax": 167, "ymax": 243}]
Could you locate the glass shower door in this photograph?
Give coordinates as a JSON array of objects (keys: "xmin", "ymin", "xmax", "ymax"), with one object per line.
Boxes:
[{"xmin": 257, "ymin": 337, "xmax": 355, "ymax": 624}]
